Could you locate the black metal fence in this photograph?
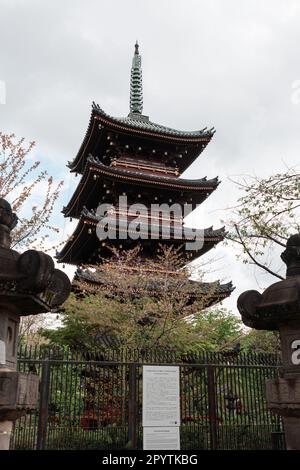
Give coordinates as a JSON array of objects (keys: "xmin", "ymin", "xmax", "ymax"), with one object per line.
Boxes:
[{"xmin": 11, "ymin": 346, "xmax": 285, "ymax": 450}]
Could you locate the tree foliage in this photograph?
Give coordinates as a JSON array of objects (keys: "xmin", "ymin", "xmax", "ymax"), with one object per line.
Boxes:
[
  {"xmin": 0, "ymin": 132, "xmax": 65, "ymax": 339},
  {"xmin": 18, "ymin": 314, "xmax": 50, "ymax": 347},
  {"xmin": 226, "ymin": 167, "xmax": 300, "ymax": 279},
  {"xmin": 42, "ymin": 246, "xmax": 242, "ymax": 351},
  {"xmin": 0, "ymin": 132, "xmax": 63, "ymax": 250},
  {"xmin": 240, "ymin": 329, "xmax": 280, "ymax": 354}
]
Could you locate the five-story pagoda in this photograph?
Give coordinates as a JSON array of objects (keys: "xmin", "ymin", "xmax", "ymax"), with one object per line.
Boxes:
[{"xmin": 57, "ymin": 43, "xmax": 233, "ymax": 307}]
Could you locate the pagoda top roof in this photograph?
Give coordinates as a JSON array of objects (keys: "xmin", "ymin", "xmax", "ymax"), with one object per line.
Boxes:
[
  {"xmin": 69, "ymin": 104, "xmax": 214, "ymax": 174},
  {"xmin": 92, "ymin": 102, "xmax": 215, "ymax": 140},
  {"xmin": 69, "ymin": 44, "xmax": 215, "ymax": 174}
]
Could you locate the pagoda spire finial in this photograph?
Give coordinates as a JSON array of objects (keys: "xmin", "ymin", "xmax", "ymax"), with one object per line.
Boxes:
[{"xmin": 130, "ymin": 41, "xmax": 143, "ymax": 115}]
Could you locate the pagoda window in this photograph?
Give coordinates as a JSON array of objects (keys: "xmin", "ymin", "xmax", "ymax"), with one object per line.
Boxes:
[
  {"xmin": 114, "ymin": 206, "xmax": 182, "ymax": 228},
  {"xmin": 111, "ymin": 157, "xmax": 179, "ymax": 177}
]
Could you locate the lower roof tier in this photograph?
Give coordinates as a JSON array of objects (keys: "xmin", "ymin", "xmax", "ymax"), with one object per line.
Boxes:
[
  {"xmin": 73, "ymin": 267, "xmax": 234, "ymax": 310},
  {"xmin": 57, "ymin": 212, "xmax": 226, "ymax": 265},
  {"xmin": 63, "ymin": 157, "xmax": 219, "ymax": 219}
]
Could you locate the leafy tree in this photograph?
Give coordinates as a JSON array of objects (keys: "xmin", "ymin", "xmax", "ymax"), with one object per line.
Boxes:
[
  {"xmin": 226, "ymin": 166, "xmax": 300, "ymax": 280},
  {"xmin": 0, "ymin": 132, "xmax": 63, "ymax": 250},
  {"xmin": 240, "ymin": 330, "xmax": 280, "ymax": 353},
  {"xmin": 0, "ymin": 132, "xmax": 64, "ymax": 340},
  {"xmin": 18, "ymin": 314, "xmax": 50, "ymax": 347},
  {"xmin": 42, "ymin": 246, "xmax": 242, "ymax": 351},
  {"xmin": 189, "ymin": 308, "xmax": 243, "ymax": 352}
]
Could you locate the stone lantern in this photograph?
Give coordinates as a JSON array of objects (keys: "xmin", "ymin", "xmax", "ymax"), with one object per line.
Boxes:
[
  {"xmin": 0, "ymin": 199, "xmax": 71, "ymax": 449},
  {"xmin": 237, "ymin": 233, "xmax": 300, "ymax": 450}
]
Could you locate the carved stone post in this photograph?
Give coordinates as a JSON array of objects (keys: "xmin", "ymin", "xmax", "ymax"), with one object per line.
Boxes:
[
  {"xmin": 237, "ymin": 234, "xmax": 300, "ymax": 450},
  {"xmin": 0, "ymin": 199, "xmax": 71, "ymax": 449}
]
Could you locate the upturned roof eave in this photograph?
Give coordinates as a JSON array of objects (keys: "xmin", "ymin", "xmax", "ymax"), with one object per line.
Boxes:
[
  {"xmin": 63, "ymin": 158, "xmax": 219, "ymax": 218},
  {"xmin": 88, "ymin": 157, "xmax": 219, "ymax": 186},
  {"xmin": 73, "ymin": 268, "xmax": 234, "ymax": 299},
  {"xmin": 92, "ymin": 103, "xmax": 215, "ymax": 140},
  {"xmin": 57, "ymin": 214, "xmax": 225, "ymax": 265},
  {"xmin": 75, "ymin": 267, "xmax": 234, "ymax": 293},
  {"xmin": 68, "ymin": 105, "xmax": 215, "ymax": 174}
]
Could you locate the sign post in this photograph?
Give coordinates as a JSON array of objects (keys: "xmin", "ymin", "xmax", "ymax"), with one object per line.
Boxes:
[{"xmin": 142, "ymin": 365, "xmax": 180, "ymax": 450}]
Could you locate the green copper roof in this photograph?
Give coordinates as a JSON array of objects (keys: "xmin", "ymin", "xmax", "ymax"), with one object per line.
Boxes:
[
  {"xmin": 130, "ymin": 41, "xmax": 143, "ymax": 114},
  {"xmin": 92, "ymin": 102, "xmax": 215, "ymax": 138}
]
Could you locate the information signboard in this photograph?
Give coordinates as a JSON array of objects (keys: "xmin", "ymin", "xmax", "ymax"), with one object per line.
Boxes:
[
  {"xmin": 142, "ymin": 365, "xmax": 180, "ymax": 427},
  {"xmin": 143, "ymin": 426, "xmax": 180, "ymax": 450}
]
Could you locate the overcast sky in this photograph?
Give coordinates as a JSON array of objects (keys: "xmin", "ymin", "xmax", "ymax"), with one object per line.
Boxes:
[{"xmin": 1, "ymin": 0, "xmax": 300, "ymax": 313}]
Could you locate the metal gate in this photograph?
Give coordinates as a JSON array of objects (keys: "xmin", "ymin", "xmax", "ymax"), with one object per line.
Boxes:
[{"xmin": 11, "ymin": 347, "xmax": 284, "ymax": 450}]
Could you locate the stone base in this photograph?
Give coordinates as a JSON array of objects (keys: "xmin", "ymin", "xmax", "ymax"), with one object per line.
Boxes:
[
  {"xmin": 266, "ymin": 377, "xmax": 300, "ymax": 449},
  {"xmin": 0, "ymin": 371, "xmax": 39, "ymax": 409},
  {"xmin": 266, "ymin": 377, "xmax": 300, "ymax": 413},
  {"xmin": 0, "ymin": 421, "xmax": 13, "ymax": 450},
  {"xmin": 0, "ymin": 408, "xmax": 26, "ymax": 421},
  {"xmin": 0, "ymin": 370, "xmax": 39, "ymax": 449},
  {"xmin": 283, "ymin": 417, "xmax": 300, "ymax": 450}
]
